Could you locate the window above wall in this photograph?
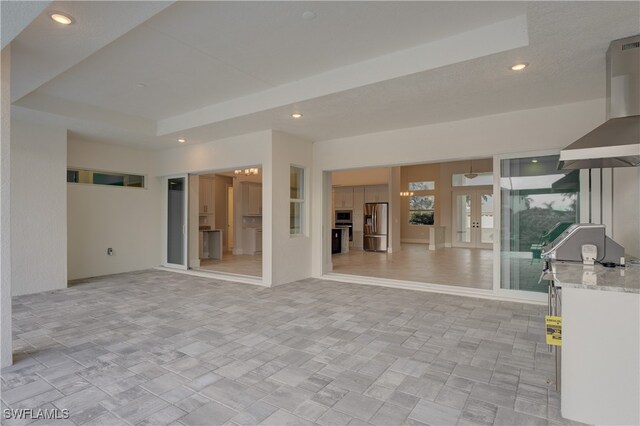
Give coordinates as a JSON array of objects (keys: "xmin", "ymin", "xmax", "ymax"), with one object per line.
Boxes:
[
  {"xmin": 452, "ymin": 172, "xmax": 493, "ymax": 186},
  {"xmin": 408, "ymin": 181, "xmax": 435, "ymax": 191},
  {"xmin": 67, "ymin": 168, "xmax": 145, "ymax": 188}
]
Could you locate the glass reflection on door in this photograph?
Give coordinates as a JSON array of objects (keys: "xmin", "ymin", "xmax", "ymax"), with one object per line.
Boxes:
[
  {"xmin": 500, "ymin": 155, "xmax": 580, "ymax": 293},
  {"xmin": 455, "ymin": 194, "xmax": 472, "ymax": 244},
  {"xmin": 167, "ymin": 177, "xmax": 186, "ymax": 266},
  {"xmin": 480, "ymin": 193, "xmax": 494, "ymax": 244}
]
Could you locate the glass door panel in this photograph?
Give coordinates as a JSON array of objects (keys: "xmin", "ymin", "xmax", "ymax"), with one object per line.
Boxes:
[
  {"xmin": 165, "ymin": 176, "xmax": 188, "ymax": 269},
  {"xmin": 480, "ymin": 192, "xmax": 494, "ymax": 246},
  {"xmin": 453, "ymin": 190, "xmax": 493, "ymax": 249},
  {"xmin": 453, "ymin": 193, "xmax": 473, "ymax": 246},
  {"xmin": 500, "ymin": 155, "xmax": 580, "ymax": 293}
]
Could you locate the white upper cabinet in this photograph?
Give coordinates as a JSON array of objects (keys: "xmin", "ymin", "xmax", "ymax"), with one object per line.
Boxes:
[
  {"xmin": 334, "ymin": 187, "xmax": 354, "ymax": 209},
  {"xmin": 199, "ymin": 177, "xmax": 215, "ymax": 215},
  {"xmin": 364, "ymin": 184, "xmax": 388, "ymax": 203},
  {"xmin": 353, "ymin": 187, "xmax": 365, "ymax": 213},
  {"xmin": 244, "ymin": 182, "xmax": 262, "ymax": 216}
]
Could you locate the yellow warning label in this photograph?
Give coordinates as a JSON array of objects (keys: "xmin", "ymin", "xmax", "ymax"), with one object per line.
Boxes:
[{"xmin": 545, "ymin": 315, "xmax": 562, "ymax": 346}]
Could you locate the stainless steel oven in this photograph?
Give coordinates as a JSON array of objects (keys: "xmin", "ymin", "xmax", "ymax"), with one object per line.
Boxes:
[{"xmin": 335, "ymin": 210, "xmax": 352, "ymax": 223}]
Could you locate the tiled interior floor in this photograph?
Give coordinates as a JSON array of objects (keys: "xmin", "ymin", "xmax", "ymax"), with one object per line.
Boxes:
[
  {"xmin": 199, "ymin": 252, "xmax": 262, "ymax": 277},
  {"xmin": 332, "ymin": 245, "xmax": 493, "ymax": 290},
  {"xmin": 1, "ymin": 270, "xmax": 582, "ymax": 426}
]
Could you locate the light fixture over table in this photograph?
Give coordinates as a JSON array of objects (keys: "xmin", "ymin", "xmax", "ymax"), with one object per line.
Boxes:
[
  {"xmin": 464, "ymin": 160, "xmax": 478, "ymax": 179},
  {"xmin": 234, "ymin": 168, "xmax": 259, "ymax": 176}
]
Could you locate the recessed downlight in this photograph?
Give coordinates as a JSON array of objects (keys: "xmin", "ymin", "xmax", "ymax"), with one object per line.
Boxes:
[
  {"xmin": 177, "ymin": 138, "xmax": 186, "ymax": 143},
  {"xmin": 50, "ymin": 12, "xmax": 74, "ymax": 25},
  {"xmin": 511, "ymin": 63, "xmax": 528, "ymax": 71},
  {"xmin": 135, "ymin": 83, "xmax": 147, "ymax": 88},
  {"xmin": 291, "ymin": 113, "xmax": 303, "ymax": 119},
  {"xmin": 531, "ymin": 159, "xmax": 538, "ymax": 163},
  {"xmin": 302, "ymin": 11, "xmax": 317, "ymax": 20}
]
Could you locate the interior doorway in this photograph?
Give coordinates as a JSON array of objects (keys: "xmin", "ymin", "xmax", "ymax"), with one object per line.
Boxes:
[
  {"xmin": 327, "ymin": 159, "xmax": 495, "ymax": 290},
  {"xmin": 452, "ymin": 188, "xmax": 494, "ymax": 249},
  {"xmin": 194, "ymin": 168, "xmax": 262, "ymax": 277}
]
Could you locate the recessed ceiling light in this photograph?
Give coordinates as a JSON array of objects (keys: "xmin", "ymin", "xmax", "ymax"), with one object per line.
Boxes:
[
  {"xmin": 511, "ymin": 63, "xmax": 528, "ymax": 71},
  {"xmin": 531, "ymin": 159, "xmax": 538, "ymax": 163},
  {"xmin": 135, "ymin": 83, "xmax": 147, "ymax": 88},
  {"xmin": 302, "ymin": 11, "xmax": 317, "ymax": 20},
  {"xmin": 177, "ymin": 138, "xmax": 186, "ymax": 143},
  {"xmin": 291, "ymin": 113, "xmax": 303, "ymax": 119},
  {"xmin": 50, "ymin": 12, "xmax": 74, "ymax": 25}
]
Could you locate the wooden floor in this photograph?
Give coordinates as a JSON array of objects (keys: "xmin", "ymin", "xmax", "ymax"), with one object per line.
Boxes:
[
  {"xmin": 198, "ymin": 252, "xmax": 262, "ymax": 277},
  {"xmin": 331, "ymin": 244, "xmax": 493, "ymax": 289}
]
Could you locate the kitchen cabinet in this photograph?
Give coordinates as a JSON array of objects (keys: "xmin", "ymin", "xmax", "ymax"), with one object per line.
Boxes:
[
  {"xmin": 243, "ymin": 228, "xmax": 262, "ymax": 255},
  {"xmin": 365, "ymin": 184, "xmax": 388, "ymax": 203},
  {"xmin": 353, "ymin": 187, "xmax": 365, "ymax": 213},
  {"xmin": 243, "ymin": 182, "xmax": 262, "ymax": 216},
  {"xmin": 199, "ymin": 177, "xmax": 215, "ymax": 215},
  {"xmin": 334, "ymin": 187, "xmax": 354, "ymax": 208}
]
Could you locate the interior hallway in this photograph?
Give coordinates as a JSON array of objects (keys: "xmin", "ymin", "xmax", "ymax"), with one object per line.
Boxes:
[
  {"xmin": 1, "ymin": 270, "xmax": 580, "ymax": 426},
  {"xmin": 331, "ymin": 244, "xmax": 493, "ymax": 289}
]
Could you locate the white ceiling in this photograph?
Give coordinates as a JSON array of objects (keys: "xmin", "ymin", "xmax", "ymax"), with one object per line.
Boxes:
[{"xmin": 8, "ymin": 1, "xmax": 640, "ymax": 150}]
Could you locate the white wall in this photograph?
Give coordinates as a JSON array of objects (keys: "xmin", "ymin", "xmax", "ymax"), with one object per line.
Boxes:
[
  {"xmin": 271, "ymin": 131, "xmax": 313, "ymax": 286},
  {"xmin": 157, "ymin": 130, "xmax": 271, "ymax": 176},
  {"xmin": 332, "ymin": 167, "xmax": 389, "ymax": 186},
  {"xmin": 11, "ymin": 120, "xmax": 67, "ymax": 296},
  {"xmin": 1, "ymin": 45, "xmax": 12, "ymax": 366},
  {"xmin": 311, "ymin": 99, "xmax": 606, "ymax": 277},
  {"xmin": 67, "ymin": 137, "xmax": 162, "ymax": 280}
]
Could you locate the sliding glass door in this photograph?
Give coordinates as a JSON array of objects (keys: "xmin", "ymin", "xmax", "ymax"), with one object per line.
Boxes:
[
  {"xmin": 500, "ymin": 155, "xmax": 579, "ymax": 292},
  {"xmin": 164, "ymin": 175, "xmax": 188, "ymax": 269}
]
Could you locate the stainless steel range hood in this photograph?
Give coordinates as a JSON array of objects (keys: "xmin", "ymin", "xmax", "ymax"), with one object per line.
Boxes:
[{"xmin": 559, "ymin": 35, "xmax": 640, "ymax": 170}]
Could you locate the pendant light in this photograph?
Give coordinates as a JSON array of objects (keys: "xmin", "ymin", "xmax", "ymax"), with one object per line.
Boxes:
[{"xmin": 464, "ymin": 160, "xmax": 478, "ymax": 179}]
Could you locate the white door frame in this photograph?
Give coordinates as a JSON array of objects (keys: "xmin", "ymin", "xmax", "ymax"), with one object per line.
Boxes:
[
  {"xmin": 162, "ymin": 174, "xmax": 189, "ymax": 270},
  {"xmin": 493, "ymin": 149, "xmax": 562, "ymax": 301},
  {"xmin": 452, "ymin": 186, "xmax": 493, "ymax": 249}
]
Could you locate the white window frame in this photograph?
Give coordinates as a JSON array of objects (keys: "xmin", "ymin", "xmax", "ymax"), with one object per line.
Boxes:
[{"xmin": 290, "ymin": 165, "xmax": 306, "ymax": 237}]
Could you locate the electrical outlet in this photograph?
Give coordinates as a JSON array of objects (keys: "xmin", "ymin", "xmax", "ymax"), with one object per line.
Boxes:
[{"xmin": 107, "ymin": 248, "xmax": 113, "ymax": 256}]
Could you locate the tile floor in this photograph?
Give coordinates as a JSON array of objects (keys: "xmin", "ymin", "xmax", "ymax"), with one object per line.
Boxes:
[
  {"xmin": 199, "ymin": 253, "xmax": 262, "ymax": 277},
  {"xmin": 2, "ymin": 270, "xmax": 583, "ymax": 426},
  {"xmin": 332, "ymin": 245, "xmax": 493, "ymax": 290}
]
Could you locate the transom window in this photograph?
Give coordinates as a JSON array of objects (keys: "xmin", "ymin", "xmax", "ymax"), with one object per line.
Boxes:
[
  {"xmin": 452, "ymin": 172, "xmax": 493, "ymax": 186},
  {"xmin": 67, "ymin": 168, "xmax": 145, "ymax": 188},
  {"xmin": 408, "ymin": 181, "xmax": 435, "ymax": 190}
]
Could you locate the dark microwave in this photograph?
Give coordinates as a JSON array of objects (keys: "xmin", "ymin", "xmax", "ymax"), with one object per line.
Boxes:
[{"xmin": 335, "ymin": 210, "xmax": 352, "ymax": 223}]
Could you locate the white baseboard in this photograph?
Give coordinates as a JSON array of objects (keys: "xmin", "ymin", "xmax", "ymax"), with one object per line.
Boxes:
[
  {"xmin": 401, "ymin": 238, "xmax": 429, "ymax": 244},
  {"xmin": 322, "ymin": 273, "xmax": 546, "ymax": 305},
  {"xmin": 155, "ymin": 266, "xmax": 266, "ymax": 287}
]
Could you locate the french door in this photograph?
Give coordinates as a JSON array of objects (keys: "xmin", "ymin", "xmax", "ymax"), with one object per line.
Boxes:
[
  {"xmin": 164, "ymin": 175, "xmax": 188, "ymax": 269},
  {"xmin": 452, "ymin": 188, "xmax": 494, "ymax": 249}
]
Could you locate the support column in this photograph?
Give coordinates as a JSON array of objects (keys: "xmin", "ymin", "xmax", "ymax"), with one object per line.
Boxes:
[{"xmin": 1, "ymin": 45, "xmax": 12, "ymax": 368}]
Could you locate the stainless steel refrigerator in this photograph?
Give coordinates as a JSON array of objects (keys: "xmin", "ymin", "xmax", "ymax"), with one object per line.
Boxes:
[{"xmin": 364, "ymin": 203, "xmax": 388, "ymax": 252}]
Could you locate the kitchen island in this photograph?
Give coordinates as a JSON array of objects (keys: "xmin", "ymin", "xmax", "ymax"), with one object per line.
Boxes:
[{"xmin": 549, "ymin": 261, "xmax": 640, "ymax": 425}]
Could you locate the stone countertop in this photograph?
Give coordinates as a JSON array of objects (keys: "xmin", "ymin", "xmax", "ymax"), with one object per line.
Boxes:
[{"xmin": 550, "ymin": 260, "xmax": 640, "ymax": 294}]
